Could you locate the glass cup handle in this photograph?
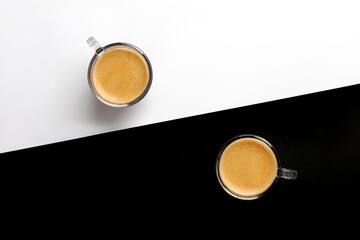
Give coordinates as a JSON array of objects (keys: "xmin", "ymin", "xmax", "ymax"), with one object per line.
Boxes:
[
  {"xmin": 278, "ymin": 168, "xmax": 298, "ymax": 180},
  {"xmin": 87, "ymin": 36, "xmax": 104, "ymax": 55}
]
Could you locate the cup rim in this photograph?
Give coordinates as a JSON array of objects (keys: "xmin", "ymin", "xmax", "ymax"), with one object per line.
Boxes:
[
  {"xmin": 215, "ymin": 134, "xmax": 281, "ymax": 200},
  {"xmin": 87, "ymin": 42, "xmax": 153, "ymax": 108}
]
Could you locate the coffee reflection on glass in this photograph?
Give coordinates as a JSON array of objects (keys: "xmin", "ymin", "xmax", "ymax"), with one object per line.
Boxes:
[
  {"xmin": 87, "ymin": 37, "xmax": 153, "ymax": 107},
  {"xmin": 216, "ymin": 134, "xmax": 297, "ymax": 200}
]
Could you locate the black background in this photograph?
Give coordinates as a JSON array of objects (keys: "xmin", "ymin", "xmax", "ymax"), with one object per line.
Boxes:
[{"xmin": 1, "ymin": 84, "xmax": 360, "ymax": 230}]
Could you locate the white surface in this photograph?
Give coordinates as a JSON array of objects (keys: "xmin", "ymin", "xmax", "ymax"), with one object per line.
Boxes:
[{"xmin": 1, "ymin": 0, "xmax": 360, "ymax": 153}]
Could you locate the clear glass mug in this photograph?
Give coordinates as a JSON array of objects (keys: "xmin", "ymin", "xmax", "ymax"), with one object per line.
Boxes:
[
  {"xmin": 86, "ymin": 37, "xmax": 153, "ymax": 107},
  {"xmin": 216, "ymin": 134, "xmax": 297, "ymax": 200}
]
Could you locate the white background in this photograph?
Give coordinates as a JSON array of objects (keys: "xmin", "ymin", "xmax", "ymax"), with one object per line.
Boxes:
[{"xmin": 1, "ymin": 0, "xmax": 360, "ymax": 153}]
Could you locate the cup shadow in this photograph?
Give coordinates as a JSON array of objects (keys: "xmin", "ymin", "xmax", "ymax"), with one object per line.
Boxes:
[
  {"xmin": 86, "ymin": 92, "xmax": 149, "ymax": 132},
  {"xmin": 90, "ymin": 96, "xmax": 138, "ymax": 124}
]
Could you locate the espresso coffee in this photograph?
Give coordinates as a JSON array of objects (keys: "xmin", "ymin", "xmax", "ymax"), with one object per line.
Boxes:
[
  {"xmin": 92, "ymin": 47, "xmax": 149, "ymax": 104},
  {"xmin": 218, "ymin": 137, "xmax": 278, "ymax": 197}
]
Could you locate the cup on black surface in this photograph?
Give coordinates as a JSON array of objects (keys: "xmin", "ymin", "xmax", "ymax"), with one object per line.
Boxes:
[{"xmin": 216, "ymin": 134, "xmax": 297, "ymax": 200}]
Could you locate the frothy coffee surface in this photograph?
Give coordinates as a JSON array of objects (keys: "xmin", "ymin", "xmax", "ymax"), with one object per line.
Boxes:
[
  {"xmin": 93, "ymin": 47, "xmax": 149, "ymax": 104},
  {"xmin": 219, "ymin": 138, "xmax": 278, "ymax": 197}
]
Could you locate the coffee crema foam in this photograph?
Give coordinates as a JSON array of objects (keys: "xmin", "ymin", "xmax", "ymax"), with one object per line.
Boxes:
[
  {"xmin": 92, "ymin": 47, "xmax": 149, "ymax": 104},
  {"xmin": 219, "ymin": 138, "xmax": 278, "ymax": 197}
]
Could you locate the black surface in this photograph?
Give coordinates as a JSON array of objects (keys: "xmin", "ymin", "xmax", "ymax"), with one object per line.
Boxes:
[{"xmin": 1, "ymin": 84, "xmax": 360, "ymax": 226}]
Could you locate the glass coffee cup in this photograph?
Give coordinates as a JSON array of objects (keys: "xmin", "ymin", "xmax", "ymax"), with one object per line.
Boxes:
[
  {"xmin": 87, "ymin": 37, "xmax": 153, "ymax": 107},
  {"xmin": 216, "ymin": 134, "xmax": 297, "ymax": 200}
]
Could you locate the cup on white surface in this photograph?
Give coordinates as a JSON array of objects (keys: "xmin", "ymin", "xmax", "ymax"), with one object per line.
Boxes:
[{"xmin": 87, "ymin": 37, "xmax": 153, "ymax": 107}]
